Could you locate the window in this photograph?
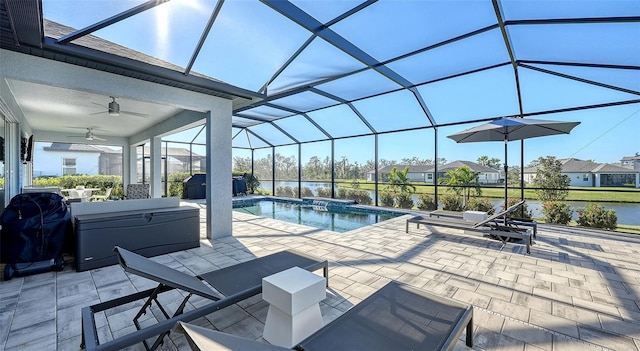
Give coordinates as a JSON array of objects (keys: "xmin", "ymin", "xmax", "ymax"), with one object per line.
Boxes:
[
  {"xmin": 427, "ymin": 173, "xmax": 433, "ymax": 180},
  {"xmin": 583, "ymin": 174, "xmax": 589, "ymax": 182},
  {"xmin": 63, "ymin": 158, "xmax": 76, "ymax": 175}
]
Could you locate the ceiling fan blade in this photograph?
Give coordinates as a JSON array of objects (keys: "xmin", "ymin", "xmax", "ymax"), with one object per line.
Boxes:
[
  {"xmin": 93, "ymin": 136, "xmax": 107, "ymax": 141},
  {"xmin": 90, "ymin": 111, "xmax": 106, "ymax": 115},
  {"xmin": 91, "ymin": 102, "xmax": 105, "ymax": 107},
  {"xmin": 120, "ymin": 110, "xmax": 149, "ymax": 118}
]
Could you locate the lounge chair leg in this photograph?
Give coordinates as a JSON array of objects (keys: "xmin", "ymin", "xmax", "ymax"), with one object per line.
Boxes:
[
  {"xmin": 323, "ymin": 262, "xmax": 329, "ymax": 287},
  {"xmin": 131, "ymin": 284, "xmax": 193, "ymax": 351},
  {"xmin": 466, "ymin": 315, "xmax": 473, "ymax": 347}
]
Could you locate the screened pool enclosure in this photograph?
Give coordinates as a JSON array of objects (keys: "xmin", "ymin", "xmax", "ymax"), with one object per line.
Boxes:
[{"xmin": 3, "ymin": 0, "xmax": 639, "ymax": 208}]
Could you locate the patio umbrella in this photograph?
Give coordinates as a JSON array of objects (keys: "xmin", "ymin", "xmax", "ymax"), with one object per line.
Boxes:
[{"xmin": 447, "ymin": 117, "xmax": 580, "ymax": 206}]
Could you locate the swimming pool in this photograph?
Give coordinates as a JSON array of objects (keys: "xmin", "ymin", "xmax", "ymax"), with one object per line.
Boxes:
[{"xmin": 233, "ymin": 198, "xmax": 404, "ymax": 233}]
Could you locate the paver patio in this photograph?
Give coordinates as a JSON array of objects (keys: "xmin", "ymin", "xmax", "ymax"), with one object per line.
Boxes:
[{"xmin": 1, "ymin": 201, "xmax": 639, "ymax": 351}]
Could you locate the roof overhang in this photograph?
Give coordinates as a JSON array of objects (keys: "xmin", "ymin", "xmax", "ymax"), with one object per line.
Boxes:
[{"xmin": 0, "ymin": 0, "xmax": 264, "ymax": 109}]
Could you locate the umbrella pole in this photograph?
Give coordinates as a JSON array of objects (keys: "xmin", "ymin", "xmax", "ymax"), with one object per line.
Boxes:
[{"xmin": 504, "ymin": 137, "xmax": 508, "ymax": 208}]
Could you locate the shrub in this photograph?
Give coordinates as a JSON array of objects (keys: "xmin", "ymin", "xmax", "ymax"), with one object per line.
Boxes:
[
  {"xmin": 316, "ymin": 187, "xmax": 332, "ymax": 198},
  {"xmin": 466, "ymin": 197, "xmax": 495, "ymax": 215},
  {"xmin": 167, "ymin": 172, "xmax": 190, "ymax": 198},
  {"xmin": 441, "ymin": 194, "xmax": 464, "ymax": 211},
  {"xmin": 577, "ymin": 203, "xmax": 617, "ymax": 230},
  {"xmin": 275, "ymin": 186, "xmax": 295, "ymax": 198},
  {"xmin": 336, "ymin": 187, "xmax": 347, "ymax": 199},
  {"xmin": 417, "ymin": 194, "xmax": 437, "ymax": 211},
  {"xmin": 380, "ymin": 191, "xmax": 395, "ymax": 207},
  {"xmin": 346, "ymin": 189, "xmax": 373, "ymax": 205},
  {"xmin": 541, "ymin": 201, "xmax": 573, "ymax": 225},
  {"xmin": 34, "ymin": 174, "xmax": 125, "ymax": 198},
  {"xmin": 395, "ymin": 192, "xmax": 414, "ymax": 209},
  {"xmin": 300, "ymin": 187, "xmax": 314, "ymax": 197},
  {"xmin": 243, "ymin": 173, "xmax": 260, "ymax": 194}
]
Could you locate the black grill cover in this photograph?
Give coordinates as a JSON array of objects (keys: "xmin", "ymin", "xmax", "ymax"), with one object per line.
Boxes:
[
  {"xmin": 1, "ymin": 192, "xmax": 71, "ymax": 263},
  {"xmin": 183, "ymin": 174, "xmax": 206, "ymax": 199}
]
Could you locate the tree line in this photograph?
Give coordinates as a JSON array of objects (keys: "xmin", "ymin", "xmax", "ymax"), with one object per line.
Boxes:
[
  {"xmin": 233, "ymin": 153, "xmax": 544, "ymax": 183},
  {"xmin": 233, "ymin": 154, "xmax": 448, "ymax": 180}
]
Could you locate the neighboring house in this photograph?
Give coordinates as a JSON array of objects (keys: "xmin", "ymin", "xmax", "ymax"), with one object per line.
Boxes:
[
  {"xmin": 523, "ymin": 158, "xmax": 640, "ymax": 188},
  {"xmin": 621, "ymin": 153, "xmax": 640, "ymax": 170},
  {"xmin": 33, "ymin": 142, "xmax": 122, "ymax": 177},
  {"xmin": 439, "ymin": 160, "xmax": 501, "ymax": 184},
  {"xmin": 34, "ymin": 142, "xmax": 204, "ymax": 177},
  {"xmin": 140, "ymin": 145, "xmax": 206, "ymax": 174},
  {"xmin": 366, "ymin": 160, "xmax": 500, "ymax": 184},
  {"xmin": 367, "ymin": 165, "xmax": 435, "ymax": 182}
]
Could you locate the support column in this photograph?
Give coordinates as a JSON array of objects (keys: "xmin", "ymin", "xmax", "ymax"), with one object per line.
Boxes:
[
  {"xmin": 127, "ymin": 145, "xmax": 138, "ymax": 187},
  {"xmin": 636, "ymin": 173, "xmax": 639, "ymax": 188},
  {"xmin": 7, "ymin": 122, "xmax": 20, "ymax": 200},
  {"xmin": 149, "ymin": 136, "xmax": 162, "ymax": 198},
  {"xmin": 206, "ymin": 106, "xmax": 232, "ymax": 239}
]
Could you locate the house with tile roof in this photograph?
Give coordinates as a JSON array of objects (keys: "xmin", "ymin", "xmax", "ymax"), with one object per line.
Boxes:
[
  {"xmin": 621, "ymin": 153, "xmax": 640, "ymax": 171},
  {"xmin": 367, "ymin": 161, "xmax": 500, "ymax": 184},
  {"xmin": 523, "ymin": 158, "xmax": 640, "ymax": 188}
]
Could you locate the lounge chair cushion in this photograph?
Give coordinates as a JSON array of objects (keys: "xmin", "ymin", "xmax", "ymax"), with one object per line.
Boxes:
[
  {"xmin": 297, "ymin": 281, "xmax": 472, "ymax": 351},
  {"xmin": 177, "ymin": 281, "xmax": 473, "ymax": 351}
]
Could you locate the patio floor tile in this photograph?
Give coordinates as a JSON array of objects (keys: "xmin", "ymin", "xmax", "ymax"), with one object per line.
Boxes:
[{"xmin": 1, "ymin": 203, "xmax": 639, "ymax": 350}]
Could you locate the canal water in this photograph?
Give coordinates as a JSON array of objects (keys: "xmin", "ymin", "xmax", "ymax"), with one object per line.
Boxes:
[{"xmin": 263, "ymin": 181, "xmax": 640, "ymax": 226}]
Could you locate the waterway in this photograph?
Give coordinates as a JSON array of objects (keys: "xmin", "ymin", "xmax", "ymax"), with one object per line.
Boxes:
[{"xmin": 262, "ymin": 181, "xmax": 640, "ymax": 226}]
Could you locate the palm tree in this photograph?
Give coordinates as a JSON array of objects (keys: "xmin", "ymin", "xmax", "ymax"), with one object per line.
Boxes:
[
  {"xmin": 382, "ymin": 166, "xmax": 417, "ymax": 208},
  {"xmin": 441, "ymin": 166, "xmax": 481, "ymax": 207},
  {"xmin": 385, "ymin": 166, "xmax": 416, "ymax": 194}
]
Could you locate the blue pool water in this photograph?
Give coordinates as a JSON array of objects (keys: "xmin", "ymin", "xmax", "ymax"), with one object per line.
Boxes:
[{"xmin": 233, "ymin": 199, "xmax": 403, "ymax": 233}]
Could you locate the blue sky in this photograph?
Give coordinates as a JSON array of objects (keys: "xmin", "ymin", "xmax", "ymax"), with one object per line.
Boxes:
[{"xmin": 43, "ymin": 0, "xmax": 640, "ymax": 166}]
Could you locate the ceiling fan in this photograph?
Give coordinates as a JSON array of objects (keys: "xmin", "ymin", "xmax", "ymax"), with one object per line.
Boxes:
[
  {"xmin": 68, "ymin": 128, "xmax": 107, "ymax": 141},
  {"xmin": 91, "ymin": 96, "xmax": 149, "ymax": 118}
]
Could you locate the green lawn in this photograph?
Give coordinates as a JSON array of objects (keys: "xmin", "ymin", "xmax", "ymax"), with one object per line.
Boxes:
[
  {"xmin": 337, "ymin": 181, "xmax": 640, "ymax": 203},
  {"xmin": 311, "ymin": 180, "xmax": 640, "ymax": 234}
]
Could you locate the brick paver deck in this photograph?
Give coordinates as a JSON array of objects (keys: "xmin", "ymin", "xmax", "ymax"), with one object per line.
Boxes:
[{"xmin": 1, "ymin": 202, "xmax": 639, "ymax": 350}]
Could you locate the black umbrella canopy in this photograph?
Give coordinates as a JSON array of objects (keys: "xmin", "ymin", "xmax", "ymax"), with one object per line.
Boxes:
[{"xmin": 447, "ymin": 117, "xmax": 581, "ymax": 207}]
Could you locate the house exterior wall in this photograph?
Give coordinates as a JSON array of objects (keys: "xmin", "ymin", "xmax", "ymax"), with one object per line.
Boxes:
[
  {"xmin": 33, "ymin": 146, "xmax": 101, "ymax": 176},
  {"xmin": 406, "ymin": 172, "xmax": 426, "ymax": 182},
  {"xmin": 565, "ymin": 172, "xmax": 592, "ymax": 186}
]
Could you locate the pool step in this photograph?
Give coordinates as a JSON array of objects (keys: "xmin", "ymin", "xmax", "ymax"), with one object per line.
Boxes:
[{"xmin": 311, "ymin": 200, "xmax": 329, "ymax": 207}]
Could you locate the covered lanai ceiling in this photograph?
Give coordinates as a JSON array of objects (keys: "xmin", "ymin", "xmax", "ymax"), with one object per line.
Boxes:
[{"xmin": 3, "ymin": 0, "xmax": 640, "ymax": 149}]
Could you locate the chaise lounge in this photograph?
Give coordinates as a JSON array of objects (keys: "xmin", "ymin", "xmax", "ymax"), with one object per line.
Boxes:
[
  {"xmin": 80, "ymin": 246, "xmax": 329, "ymax": 351},
  {"xmin": 406, "ymin": 200, "xmax": 534, "ymax": 253},
  {"xmin": 177, "ymin": 280, "xmax": 474, "ymax": 351}
]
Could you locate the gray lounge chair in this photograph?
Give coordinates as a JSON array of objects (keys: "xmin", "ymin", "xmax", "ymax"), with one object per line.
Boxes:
[
  {"xmin": 81, "ymin": 246, "xmax": 328, "ymax": 351},
  {"xmin": 429, "ymin": 201, "xmax": 538, "ymax": 239},
  {"xmin": 177, "ymin": 280, "xmax": 473, "ymax": 351},
  {"xmin": 406, "ymin": 200, "xmax": 533, "ymax": 253}
]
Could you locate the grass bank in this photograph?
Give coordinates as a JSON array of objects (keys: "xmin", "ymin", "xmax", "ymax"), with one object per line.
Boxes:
[{"xmin": 337, "ymin": 181, "xmax": 640, "ymax": 203}]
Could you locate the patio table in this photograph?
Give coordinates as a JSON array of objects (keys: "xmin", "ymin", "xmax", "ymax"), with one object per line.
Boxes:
[{"xmin": 62, "ymin": 188, "xmax": 100, "ymax": 201}]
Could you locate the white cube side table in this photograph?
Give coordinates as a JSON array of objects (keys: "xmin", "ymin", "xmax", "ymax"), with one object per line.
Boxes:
[
  {"xmin": 262, "ymin": 266, "xmax": 326, "ymax": 348},
  {"xmin": 463, "ymin": 210, "xmax": 488, "ymax": 222}
]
